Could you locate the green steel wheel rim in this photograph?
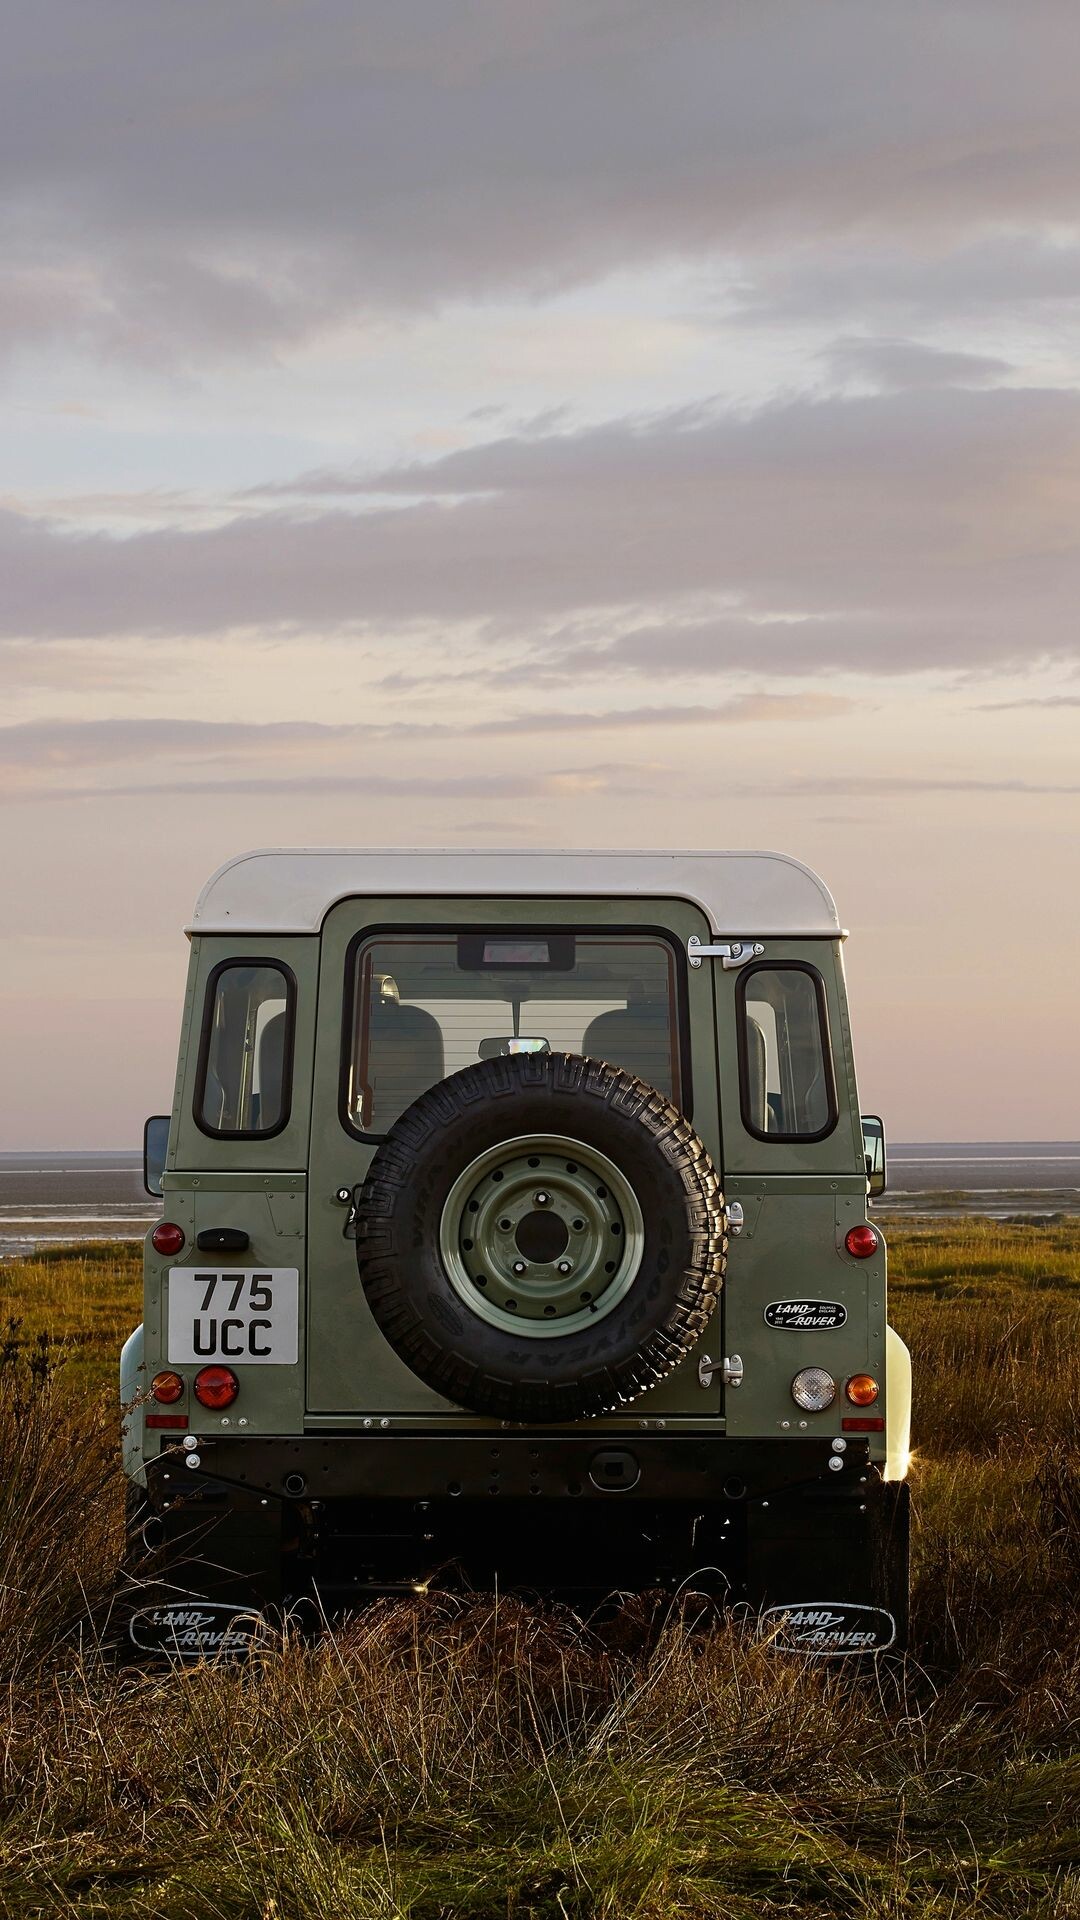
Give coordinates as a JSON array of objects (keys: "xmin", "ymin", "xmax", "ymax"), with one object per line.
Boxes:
[{"xmin": 439, "ymin": 1132, "xmax": 646, "ymax": 1339}]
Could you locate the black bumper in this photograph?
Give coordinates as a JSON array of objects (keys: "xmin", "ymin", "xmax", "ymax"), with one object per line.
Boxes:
[{"xmin": 147, "ymin": 1429, "xmax": 874, "ymax": 1506}]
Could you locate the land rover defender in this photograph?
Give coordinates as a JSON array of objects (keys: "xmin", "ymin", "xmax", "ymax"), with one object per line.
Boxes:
[{"xmin": 122, "ymin": 849, "xmax": 911, "ymax": 1657}]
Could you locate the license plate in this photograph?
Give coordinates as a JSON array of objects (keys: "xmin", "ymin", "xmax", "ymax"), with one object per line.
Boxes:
[{"xmin": 167, "ymin": 1268, "xmax": 299, "ymax": 1365}]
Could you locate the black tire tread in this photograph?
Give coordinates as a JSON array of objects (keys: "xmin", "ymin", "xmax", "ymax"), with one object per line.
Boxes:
[{"xmin": 354, "ymin": 1052, "xmax": 726, "ymax": 1422}]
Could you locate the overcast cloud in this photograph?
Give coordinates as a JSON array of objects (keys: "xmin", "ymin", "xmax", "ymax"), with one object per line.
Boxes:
[
  {"xmin": 5, "ymin": 387, "xmax": 1080, "ymax": 686},
  {"xmin": 2, "ymin": 0, "xmax": 1079, "ymax": 1144},
  {"xmin": 6, "ymin": 2, "xmax": 1080, "ymax": 357}
]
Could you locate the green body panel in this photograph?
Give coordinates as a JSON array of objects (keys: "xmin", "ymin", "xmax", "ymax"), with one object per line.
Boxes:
[
  {"xmin": 168, "ymin": 933, "xmax": 319, "ymax": 1177},
  {"xmin": 714, "ymin": 939, "xmax": 864, "ymax": 1177},
  {"xmin": 142, "ymin": 1175, "xmax": 310, "ymax": 1446},
  {"xmin": 138, "ymin": 895, "xmax": 890, "ymax": 1466},
  {"xmin": 710, "ymin": 938, "xmax": 887, "ymax": 1454},
  {"xmin": 719, "ymin": 1177, "xmax": 886, "ymax": 1442},
  {"xmin": 141, "ymin": 932, "xmax": 320, "ymax": 1454}
]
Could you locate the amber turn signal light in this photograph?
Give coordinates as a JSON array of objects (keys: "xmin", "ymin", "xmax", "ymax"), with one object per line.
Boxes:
[
  {"xmin": 152, "ymin": 1221, "xmax": 185, "ymax": 1256},
  {"xmin": 151, "ymin": 1370, "xmax": 185, "ymax": 1405},
  {"xmin": 846, "ymin": 1373, "xmax": 880, "ymax": 1406},
  {"xmin": 194, "ymin": 1365, "xmax": 239, "ymax": 1410},
  {"xmin": 844, "ymin": 1223, "xmax": 879, "ymax": 1259}
]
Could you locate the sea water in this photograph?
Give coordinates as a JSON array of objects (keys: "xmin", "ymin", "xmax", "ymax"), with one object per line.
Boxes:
[{"xmin": 2, "ymin": 1141, "xmax": 1077, "ymax": 1258}]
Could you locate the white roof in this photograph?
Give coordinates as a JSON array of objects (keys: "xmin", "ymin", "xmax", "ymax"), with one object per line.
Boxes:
[{"xmin": 188, "ymin": 848, "xmax": 841, "ymax": 937}]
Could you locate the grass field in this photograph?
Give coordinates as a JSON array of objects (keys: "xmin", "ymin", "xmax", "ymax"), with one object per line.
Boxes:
[{"xmin": 1, "ymin": 1220, "xmax": 1078, "ymax": 1918}]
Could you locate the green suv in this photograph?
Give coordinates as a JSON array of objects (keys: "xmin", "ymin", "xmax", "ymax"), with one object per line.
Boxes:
[{"xmin": 122, "ymin": 849, "xmax": 910, "ymax": 1658}]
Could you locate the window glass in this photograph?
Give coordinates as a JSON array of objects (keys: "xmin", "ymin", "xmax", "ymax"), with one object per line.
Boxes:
[
  {"xmin": 347, "ymin": 933, "xmax": 681, "ymax": 1134},
  {"xmin": 198, "ymin": 963, "xmax": 292, "ymax": 1135},
  {"xmin": 740, "ymin": 966, "xmax": 834, "ymax": 1138}
]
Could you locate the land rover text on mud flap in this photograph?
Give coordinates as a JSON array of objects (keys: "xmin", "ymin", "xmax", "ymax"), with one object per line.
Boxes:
[{"xmin": 121, "ymin": 849, "xmax": 911, "ymax": 1655}]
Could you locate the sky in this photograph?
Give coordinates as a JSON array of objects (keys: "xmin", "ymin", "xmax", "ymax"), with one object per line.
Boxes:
[{"xmin": 2, "ymin": 0, "xmax": 1079, "ymax": 1148}]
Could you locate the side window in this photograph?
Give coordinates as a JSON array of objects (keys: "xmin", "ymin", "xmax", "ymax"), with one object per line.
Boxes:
[
  {"xmin": 195, "ymin": 961, "xmax": 295, "ymax": 1137},
  {"xmin": 738, "ymin": 964, "xmax": 836, "ymax": 1141}
]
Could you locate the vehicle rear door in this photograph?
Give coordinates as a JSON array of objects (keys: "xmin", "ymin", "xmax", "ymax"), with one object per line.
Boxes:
[{"xmin": 305, "ymin": 892, "xmax": 722, "ymax": 1422}]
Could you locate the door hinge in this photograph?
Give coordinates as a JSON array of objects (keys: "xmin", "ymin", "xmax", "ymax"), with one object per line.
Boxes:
[
  {"xmin": 698, "ymin": 1353, "xmax": 744, "ymax": 1390},
  {"xmin": 687, "ymin": 937, "xmax": 765, "ymax": 970},
  {"xmin": 723, "ymin": 1201, "xmax": 745, "ymax": 1236}
]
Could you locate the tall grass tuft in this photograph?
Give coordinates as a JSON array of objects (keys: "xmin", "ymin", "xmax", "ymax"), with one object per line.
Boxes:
[{"xmin": 0, "ymin": 1323, "xmax": 122, "ymax": 1682}]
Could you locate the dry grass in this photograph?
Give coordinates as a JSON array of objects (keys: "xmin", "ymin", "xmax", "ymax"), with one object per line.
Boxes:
[
  {"xmin": 0, "ymin": 1242, "xmax": 142, "ymax": 1392},
  {"xmin": 0, "ymin": 1221, "xmax": 1077, "ymax": 1917}
]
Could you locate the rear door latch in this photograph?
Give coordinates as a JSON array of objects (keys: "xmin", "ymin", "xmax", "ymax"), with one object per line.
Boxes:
[
  {"xmin": 336, "ymin": 1185, "xmax": 363, "ymax": 1238},
  {"xmin": 687, "ymin": 937, "xmax": 765, "ymax": 970},
  {"xmin": 698, "ymin": 1353, "xmax": 744, "ymax": 1390}
]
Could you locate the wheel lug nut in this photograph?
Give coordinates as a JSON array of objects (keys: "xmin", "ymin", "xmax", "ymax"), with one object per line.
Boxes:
[
  {"xmin": 557, "ymin": 1260, "xmax": 573, "ymax": 1276},
  {"xmin": 534, "ymin": 1191, "xmax": 550, "ymax": 1206},
  {"xmin": 512, "ymin": 1260, "xmax": 527, "ymax": 1276}
]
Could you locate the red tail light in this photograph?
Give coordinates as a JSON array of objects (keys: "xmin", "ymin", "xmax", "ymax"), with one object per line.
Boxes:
[
  {"xmin": 152, "ymin": 1222, "xmax": 185, "ymax": 1256},
  {"xmin": 151, "ymin": 1370, "xmax": 184, "ymax": 1404},
  {"xmin": 843, "ymin": 1416, "xmax": 885, "ymax": 1432},
  {"xmin": 844, "ymin": 1223, "xmax": 879, "ymax": 1259},
  {"xmin": 193, "ymin": 1365, "xmax": 239, "ymax": 1410}
]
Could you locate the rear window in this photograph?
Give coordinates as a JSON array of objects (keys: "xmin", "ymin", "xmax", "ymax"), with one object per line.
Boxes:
[
  {"xmin": 345, "ymin": 931, "xmax": 682, "ymax": 1135},
  {"xmin": 738, "ymin": 963, "xmax": 836, "ymax": 1140},
  {"xmin": 195, "ymin": 960, "xmax": 295, "ymax": 1137}
]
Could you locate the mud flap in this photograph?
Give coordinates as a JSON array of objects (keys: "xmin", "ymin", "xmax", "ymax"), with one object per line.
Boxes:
[
  {"xmin": 127, "ymin": 1600, "xmax": 269, "ymax": 1659},
  {"xmin": 744, "ymin": 1478, "xmax": 910, "ymax": 1653},
  {"xmin": 122, "ymin": 1475, "xmax": 292, "ymax": 1655}
]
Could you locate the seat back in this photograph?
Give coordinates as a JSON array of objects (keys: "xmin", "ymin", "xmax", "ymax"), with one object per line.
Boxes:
[
  {"xmin": 254, "ymin": 1010, "xmax": 286, "ymax": 1129},
  {"xmin": 744, "ymin": 1015, "xmax": 768, "ymax": 1132},
  {"xmin": 368, "ymin": 998, "xmax": 446, "ymax": 1127},
  {"xmin": 582, "ymin": 1001, "xmax": 674, "ymax": 1096}
]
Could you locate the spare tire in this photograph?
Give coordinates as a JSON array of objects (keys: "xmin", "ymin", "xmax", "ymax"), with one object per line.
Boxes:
[{"xmin": 352, "ymin": 1051, "xmax": 726, "ymax": 1422}]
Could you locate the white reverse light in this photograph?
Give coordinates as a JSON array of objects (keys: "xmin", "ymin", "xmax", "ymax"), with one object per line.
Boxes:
[{"xmin": 791, "ymin": 1367, "xmax": 837, "ymax": 1412}]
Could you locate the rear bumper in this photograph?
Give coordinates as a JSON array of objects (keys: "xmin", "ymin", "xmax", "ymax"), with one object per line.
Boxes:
[{"xmin": 146, "ymin": 1429, "xmax": 873, "ymax": 1507}]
